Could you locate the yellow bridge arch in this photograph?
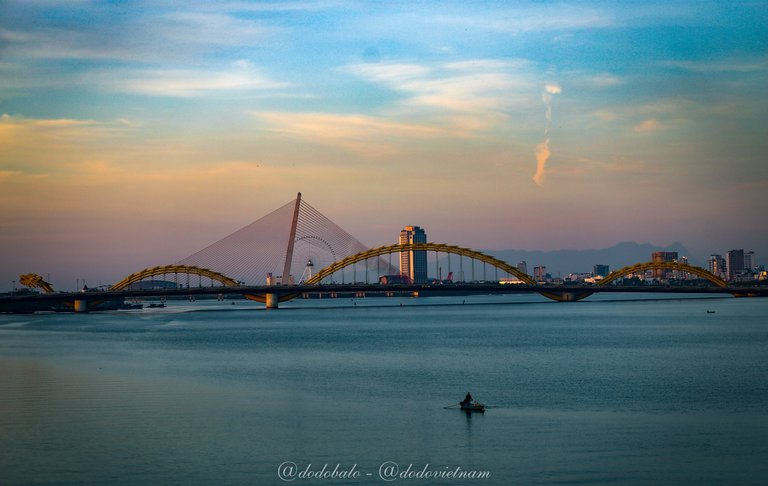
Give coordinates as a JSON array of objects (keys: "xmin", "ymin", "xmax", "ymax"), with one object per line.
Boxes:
[
  {"xmin": 598, "ymin": 261, "xmax": 727, "ymax": 288},
  {"xmin": 110, "ymin": 264, "xmax": 296, "ymax": 303},
  {"xmin": 546, "ymin": 260, "xmax": 729, "ymax": 302},
  {"xmin": 111, "ymin": 265, "xmax": 240, "ymax": 290},
  {"xmin": 306, "ymin": 243, "xmax": 536, "ymax": 285}
]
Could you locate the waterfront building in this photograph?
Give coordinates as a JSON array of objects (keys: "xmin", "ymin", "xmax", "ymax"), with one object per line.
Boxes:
[
  {"xmin": 745, "ymin": 251, "xmax": 756, "ymax": 271},
  {"xmin": 517, "ymin": 261, "xmax": 528, "ymax": 276},
  {"xmin": 565, "ymin": 273, "xmax": 593, "ymax": 283},
  {"xmin": 726, "ymin": 249, "xmax": 745, "ymax": 280},
  {"xmin": 651, "ymin": 251, "xmax": 678, "ymax": 280},
  {"xmin": 593, "ymin": 264, "xmax": 610, "ymax": 278},
  {"xmin": 677, "ymin": 256, "xmax": 691, "ymax": 280},
  {"xmin": 533, "ymin": 266, "xmax": 547, "ymax": 283},
  {"xmin": 399, "ymin": 226, "xmax": 427, "ymax": 284},
  {"xmin": 708, "ymin": 254, "xmax": 726, "ymax": 278},
  {"xmin": 379, "ymin": 274, "xmax": 409, "ymax": 285}
]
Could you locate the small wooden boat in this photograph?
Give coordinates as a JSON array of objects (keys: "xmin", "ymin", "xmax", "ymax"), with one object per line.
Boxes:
[
  {"xmin": 460, "ymin": 401, "xmax": 485, "ymax": 412},
  {"xmin": 707, "ymin": 310, "xmax": 715, "ymax": 314}
]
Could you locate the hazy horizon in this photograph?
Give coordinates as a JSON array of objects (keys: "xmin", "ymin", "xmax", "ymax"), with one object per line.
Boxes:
[{"xmin": 1, "ymin": 1, "xmax": 766, "ymax": 289}]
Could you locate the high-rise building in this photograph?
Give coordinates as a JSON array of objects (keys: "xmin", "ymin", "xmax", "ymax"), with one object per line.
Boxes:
[
  {"xmin": 651, "ymin": 251, "xmax": 678, "ymax": 279},
  {"xmin": 593, "ymin": 264, "xmax": 610, "ymax": 278},
  {"xmin": 677, "ymin": 256, "xmax": 690, "ymax": 280},
  {"xmin": 533, "ymin": 266, "xmax": 547, "ymax": 282},
  {"xmin": 399, "ymin": 226, "xmax": 427, "ymax": 284},
  {"xmin": 744, "ymin": 251, "xmax": 756, "ymax": 271},
  {"xmin": 708, "ymin": 254, "xmax": 726, "ymax": 278},
  {"xmin": 726, "ymin": 249, "xmax": 745, "ymax": 280},
  {"xmin": 517, "ymin": 261, "xmax": 528, "ymax": 276}
]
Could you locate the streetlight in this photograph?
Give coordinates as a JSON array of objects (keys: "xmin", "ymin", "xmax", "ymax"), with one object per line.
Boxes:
[{"xmin": 12, "ymin": 280, "xmax": 16, "ymax": 291}]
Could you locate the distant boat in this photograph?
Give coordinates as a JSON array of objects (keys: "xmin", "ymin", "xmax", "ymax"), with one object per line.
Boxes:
[
  {"xmin": 460, "ymin": 401, "xmax": 485, "ymax": 412},
  {"xmin": 707, "ymin": 310, "xmax": 716, "ymax": 314}
]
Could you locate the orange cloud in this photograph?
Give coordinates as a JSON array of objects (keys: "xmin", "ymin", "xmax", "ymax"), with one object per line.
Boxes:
[
  {"xmin": 633, "ymin": 118, "xmax": 665, "ymax": 133},
  {"xmin": 533, "ymin": 138, "xmax": 551, "ymax": 186}
]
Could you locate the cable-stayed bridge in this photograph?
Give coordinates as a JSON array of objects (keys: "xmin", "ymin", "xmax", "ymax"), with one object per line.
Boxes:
[
  {"xmin": 6, "ymin": 193, "xmax": 765, "ymax": 312},
  {"xmin": 175, "ymin": 193, "xmax": 396, "ymax": 287}
]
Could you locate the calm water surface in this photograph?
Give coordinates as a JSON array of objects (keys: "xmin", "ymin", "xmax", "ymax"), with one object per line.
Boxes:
[{"xmin": 1, "ymin": 294, "xmax": 767, "ymax": 485}]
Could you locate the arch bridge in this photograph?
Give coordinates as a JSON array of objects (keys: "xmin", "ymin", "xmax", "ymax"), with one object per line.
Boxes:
[
  {"xmin": 19, "ymin": 245, "xmax": 736, "ymax": 311},
  {"xmin": 303, "ymin": 244, "xmax": 729, "ymax": 302},
  {"xmin": 102, "ymin": 247, "xmax": 733, "ymax": 306}
]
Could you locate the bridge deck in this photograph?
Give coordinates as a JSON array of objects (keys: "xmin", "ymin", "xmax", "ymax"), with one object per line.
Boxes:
[{"xmin": 2, "ymin": 284, "xmax": 766, "ymax": 305}]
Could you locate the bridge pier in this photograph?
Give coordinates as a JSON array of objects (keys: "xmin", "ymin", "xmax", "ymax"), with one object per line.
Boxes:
[
  {"xmin": 265, "ymin": 293, "xmax": 279, "ymax": 309},
  {"xmin": 74, "ymin": 299, "xmax": 89, "ymax": 313},
  {"xmin": 539, "ymin": 290, "xmax": 594, "ymax": 302}
]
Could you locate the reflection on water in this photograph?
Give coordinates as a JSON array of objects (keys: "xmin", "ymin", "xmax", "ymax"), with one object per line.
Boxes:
[{"xmin": 1, "ymin": 294, "xmax": 767, "ymax": 485}]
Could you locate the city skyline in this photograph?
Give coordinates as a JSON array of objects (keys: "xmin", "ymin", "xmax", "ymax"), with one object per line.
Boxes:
[{"xmin": 1, "ymin": 1, "xmax": 767, "ymax": 288}]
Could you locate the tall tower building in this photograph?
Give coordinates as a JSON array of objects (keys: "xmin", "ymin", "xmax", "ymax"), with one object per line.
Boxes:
[
  {"xmin": 651, "ymin": 251, "xmax": 678, "ymax": 279},
  {"xmin": 399, "ymin": 226, "xmax": 427, "ymax": 284},
  {"xmin": 726, "ymin": 249, "xmax": 745, "ymax": 280}
]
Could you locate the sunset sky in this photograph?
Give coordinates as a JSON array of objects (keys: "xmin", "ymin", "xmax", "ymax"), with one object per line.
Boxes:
[{"xmin": 1, "ymin": 1, "xmax": 767, "ymax": 289}]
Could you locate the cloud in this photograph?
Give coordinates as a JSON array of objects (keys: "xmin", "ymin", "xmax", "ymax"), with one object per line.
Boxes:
[
  {"xmin": 660, "ymin": 58, "xmax": 768, "ymax": 73},
  {"xmin": 194, "ymin": 1, "xmax": 350, "ymax": 13},
  {"xmin": 0, "ymin": 114, "xmax": 134, "ymax": 175},
  {"xmin": 590, "ymin": 99, "xmax": 693, "ymax": 129},
  {"xmin": 90, "ymin": 62, "xmax": 290, "ymax": 97},
  {"xmin": 240, "ymin": 58, "xmax": 542, "ymax": 154},
  {"xmin": 0, "ymin": 8, "xmax": 277, "ymax": 63},
  {"xmin": 591, "ymin": 109, "xmax": 617, "ymax": 121},
  {"xmin": 571, "ymin": 73, "xmax": 622, "ymax": 88},
  {"xmin": 345, "ymin": 59, "xmax": 535, "ymax": 116},
  {"xmin": 633, "ymin": 118, "xmax": 665, "ymax": 133},
  {"xmin": 534, "ymin": 83, "xmax": 561, "ymax": 186},
  {"xmin": 434, "ymin": 6, "xmax": 615, "ymax": 33},
  {"xmin": 0, "ymin": 169, "xmax": 23, "ymax": 180},
  {"xmin": 542, "ymin": 83, "xmax": 562, "ymax": 124},
  {"xmin": 253, "ymin": 111, "xmax": 455, "ymax": 155},
  {"xmin": 533, "ymin": 138, "xmax": 550, "ymax": 186}
]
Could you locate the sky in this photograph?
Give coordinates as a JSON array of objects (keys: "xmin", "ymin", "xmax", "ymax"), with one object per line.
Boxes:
[{"xmin": 1, "ymin": 0, "xmax": 767, "ymax": 290}]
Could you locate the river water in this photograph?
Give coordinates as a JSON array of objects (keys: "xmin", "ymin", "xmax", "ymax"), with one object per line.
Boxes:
[{"xmin": 1, "ymin": 294, "xmax": 767, "ymax": 485}]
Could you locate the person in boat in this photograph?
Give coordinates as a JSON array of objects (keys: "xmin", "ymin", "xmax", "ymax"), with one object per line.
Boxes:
[{"xmin": 461, "ymin": 392, "xmax": 473, "ymax": 406}]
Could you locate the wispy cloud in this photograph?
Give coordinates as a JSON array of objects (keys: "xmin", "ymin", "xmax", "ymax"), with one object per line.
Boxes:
[
  {"xmin": 252, "ymin": 59, "xmax": 541, "ymax": 154},
  {"xmin": 0, "ymin": 114, "xmax": 134, "ymax": 174},
  {"xmin": 210, "ymin": 0, "xmax": 351, "ymax": 12},
  {"xmin": 633, "ymin": 118, "xmax": 666, "ymax": 133},
  {"xmin": 569, "ymin": 73, "xmax": 623, "ymax": 88},
  {"xmin": 590, "ymin": 98, "xmax": 695, "ymax": 130},
  {"xmin": 253, "ymin": 111, "xmax": 455, "ymax": 155},
  {"xmin": 434, "ymin": 6, "xmax": 615, "ymax": 33},
  {"xmin": 660, "ymin": 58, "xmax": 768, "ymax": 73},
  {"xmin": 0, "ymin": 8, "xmax": 277, "ymax": 63},
  {"xmin": 90, "ymin": 61, "xmax": 290, "ymax": 97},
  {"xmin": 345, "ymin": 59, "xmax": 535, "ymax": 115}
]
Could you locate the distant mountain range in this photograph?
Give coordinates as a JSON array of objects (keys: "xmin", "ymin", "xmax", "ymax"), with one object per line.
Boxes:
[{"xmin": 485, "ymin": 242, "xmax": 697, "ymax": 277}]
